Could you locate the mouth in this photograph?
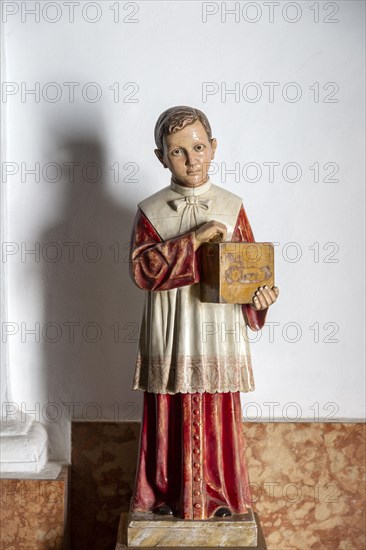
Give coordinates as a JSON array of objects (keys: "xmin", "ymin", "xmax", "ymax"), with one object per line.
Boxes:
[{"xmin": 186, "ymin": 171, "xmax": 201, "ymax": 176}]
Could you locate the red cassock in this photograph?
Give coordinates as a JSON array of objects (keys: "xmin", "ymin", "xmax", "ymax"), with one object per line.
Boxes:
[{"xmin": 129, "ymin": 204, "xmax": 267, "ymax": 520}]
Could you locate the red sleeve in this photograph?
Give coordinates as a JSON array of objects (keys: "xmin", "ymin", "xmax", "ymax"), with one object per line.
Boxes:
[
  {"xmin": 232, "ymin": 205, "xmax": 268, "ymax": 331},
  {"xmin": 130, "ymin": 209, "xmax": 200, "ymax": 291}
]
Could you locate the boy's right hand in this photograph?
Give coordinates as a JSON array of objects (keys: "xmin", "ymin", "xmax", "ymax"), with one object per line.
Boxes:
[{"xmin": 194, "ymin": 221, "xmax": 227, "ymax": 250}]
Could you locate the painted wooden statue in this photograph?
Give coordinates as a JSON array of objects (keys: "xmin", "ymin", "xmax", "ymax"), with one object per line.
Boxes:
[{"xmin": 129, "ymin": 106, "xmax": 279, "ymax": 520}]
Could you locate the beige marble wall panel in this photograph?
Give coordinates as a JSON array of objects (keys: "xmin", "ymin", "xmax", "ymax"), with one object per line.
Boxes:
[
  {"xmin": 70, "ymin": 422, "xmax": 365, "ymax": 550},
  {"xmin": 0, "ymin": 465, "xmax": 69, "ymax": 550}
]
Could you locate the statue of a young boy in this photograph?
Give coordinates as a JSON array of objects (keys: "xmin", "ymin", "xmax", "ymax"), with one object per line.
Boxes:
[{"xmin": 129, "ymin": 106, "xmax": 279, "ymax": 520}]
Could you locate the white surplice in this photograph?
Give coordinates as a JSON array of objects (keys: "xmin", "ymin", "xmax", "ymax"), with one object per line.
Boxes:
[{"xmin": 132, "ymin": 179, "xmax": 254, "ymax": 394}]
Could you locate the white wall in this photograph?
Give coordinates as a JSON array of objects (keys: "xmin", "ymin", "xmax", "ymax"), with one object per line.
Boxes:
[{"xmin": 2, "ymin": 1, "xmax": 365, "ymax": 461}]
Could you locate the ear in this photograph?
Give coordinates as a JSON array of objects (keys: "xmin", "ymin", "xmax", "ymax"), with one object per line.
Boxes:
[
  {"xmin": 210, "ymin": 138, "xmax": 217, "ymax": 159},
  {"xmin": 154, "ymin": 148, "xmax": 168, "ymax": 168}
]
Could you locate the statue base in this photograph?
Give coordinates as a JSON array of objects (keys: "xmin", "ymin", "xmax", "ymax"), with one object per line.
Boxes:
[{"xmin": 116, "ymin": 508, "xmax": 267, "ymax": 548}]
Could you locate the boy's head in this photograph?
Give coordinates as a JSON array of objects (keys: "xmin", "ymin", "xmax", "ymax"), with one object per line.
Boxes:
[
  {"xmin": 154, "ymin": 106, "xmax": 217, "ymax": 188},
  {"xmin": 154, "ymin": 106, "xmax": 212, "ymax": 151}
]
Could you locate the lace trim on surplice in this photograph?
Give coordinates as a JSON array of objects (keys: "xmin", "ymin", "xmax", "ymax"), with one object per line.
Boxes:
[{"xmin": 132, "ymin": 354, "xmax": 255, "ymax": 394}]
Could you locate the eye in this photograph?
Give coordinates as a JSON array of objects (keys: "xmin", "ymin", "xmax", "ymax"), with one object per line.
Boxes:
[
  {"xmin": 194, "ymin": 144, "xmax": 205, "ymax": 152},
  {"xmin": 171, "ymin": 148, "xmax": 183, "ymax": 156}
]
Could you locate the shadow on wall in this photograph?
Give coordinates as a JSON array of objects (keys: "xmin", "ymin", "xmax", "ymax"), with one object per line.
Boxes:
[{"xmin": 41, "ymin": 137, "xmax": 144, "ymax": 461}]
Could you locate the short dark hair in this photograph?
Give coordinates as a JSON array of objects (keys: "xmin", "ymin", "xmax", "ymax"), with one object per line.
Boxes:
[{"xmin": 154, "ymin": 106, "xmax": 212, "ymax": 152}]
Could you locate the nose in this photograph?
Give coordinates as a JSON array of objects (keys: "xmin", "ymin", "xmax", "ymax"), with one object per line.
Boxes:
[{"xmin": 185, "ymin": 151, "xmax": 198, "ymax": 168}]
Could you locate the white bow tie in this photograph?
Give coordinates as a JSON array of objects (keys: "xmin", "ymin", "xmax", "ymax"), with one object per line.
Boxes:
[
  {"xmin": 170, "ymin": 196, "xmax": 212, "ymax": 213},
  {"xmin": 170, "ymin": 196, "xmax": 212, "ymax": 233}
]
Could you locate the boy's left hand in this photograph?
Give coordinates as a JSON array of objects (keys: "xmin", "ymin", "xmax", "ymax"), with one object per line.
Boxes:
[{"xmin": 252, "ymin": 286, "xmax": 279, "ymax": 310}]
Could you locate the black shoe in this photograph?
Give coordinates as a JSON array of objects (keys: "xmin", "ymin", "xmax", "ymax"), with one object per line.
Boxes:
[
  {"xmin": 153, "ymin": 504, "xmax": 174, "ymax": 516},
  {"xmin": 214, "ymin": 507, "xmax": 232, "ymax": 517}
]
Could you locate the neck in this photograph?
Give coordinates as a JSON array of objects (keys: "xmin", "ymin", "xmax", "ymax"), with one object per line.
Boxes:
[{"xmin": 171, "ymin": 177, "xmax": 212, "ymax": 197}]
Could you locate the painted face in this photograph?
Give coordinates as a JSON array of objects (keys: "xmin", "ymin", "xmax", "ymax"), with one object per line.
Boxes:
[{"xmin": 157, "ymin": 120, "xmax": 217, "ymax": 188}]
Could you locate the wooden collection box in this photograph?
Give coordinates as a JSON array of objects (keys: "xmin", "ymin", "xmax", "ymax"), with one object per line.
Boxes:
[{"xmin": 200, "ymin": 242, "xmax": 275, "ymax": 304}]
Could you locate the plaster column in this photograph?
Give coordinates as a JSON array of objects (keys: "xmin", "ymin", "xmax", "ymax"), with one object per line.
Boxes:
[{"xmin": 0, "ymin": 146, "xmax": 47, "ymax": 475}]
